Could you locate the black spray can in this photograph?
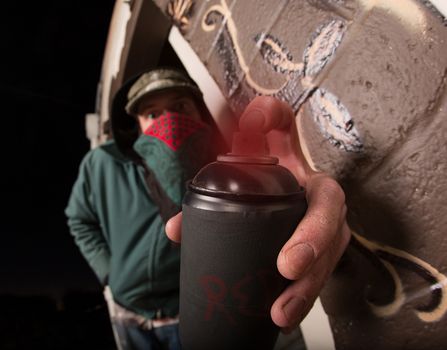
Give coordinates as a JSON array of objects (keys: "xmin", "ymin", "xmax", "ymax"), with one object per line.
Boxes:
[{"xmin": 179, "ymin": 131, "xmax": 307, "ymax": 350}]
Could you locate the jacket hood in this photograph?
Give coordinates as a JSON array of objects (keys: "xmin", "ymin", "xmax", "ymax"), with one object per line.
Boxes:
[{"xmin": 110, "ymin": 73, "xmax": 142, "ymax": 162}]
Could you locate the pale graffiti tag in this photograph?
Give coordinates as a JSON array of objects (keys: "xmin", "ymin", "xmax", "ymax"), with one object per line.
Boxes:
[{"xmin": 352, "ymin": 232, "xmax": 447, "ymax": 323}]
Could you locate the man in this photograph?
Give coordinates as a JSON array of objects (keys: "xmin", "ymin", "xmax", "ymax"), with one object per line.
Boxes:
[{"xmin": 66, "ymin": 67, "xmax": 223, "ymax": 350}]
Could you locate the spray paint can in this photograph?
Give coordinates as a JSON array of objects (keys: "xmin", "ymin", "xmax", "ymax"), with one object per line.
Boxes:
[{"xmin": 179, "ymin": 131, "xmax": 307, "ymax": 350}]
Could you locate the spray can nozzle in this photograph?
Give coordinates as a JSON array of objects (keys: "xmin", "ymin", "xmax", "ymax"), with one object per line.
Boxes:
[{"xmin": 217, "ymin": 131, "xmax": 278, "ymax": 165}]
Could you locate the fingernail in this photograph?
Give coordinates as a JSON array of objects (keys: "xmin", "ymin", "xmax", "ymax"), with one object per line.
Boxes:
[
  {"xmin": 283, "ymin": 297, "xmax": 306, "ymax": 326},
  {"xmin": 239, "ymin": 109, "xmax": 265, "ymax": 132},
  {"xmin": 281, "ymin": 243, "xmax": 315, "ymax": 279}
]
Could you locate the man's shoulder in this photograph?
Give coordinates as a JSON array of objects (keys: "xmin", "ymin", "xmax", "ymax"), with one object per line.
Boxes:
[{"xmin": 86, "ymin": 140, "xmax": 130, "ymax": 164}]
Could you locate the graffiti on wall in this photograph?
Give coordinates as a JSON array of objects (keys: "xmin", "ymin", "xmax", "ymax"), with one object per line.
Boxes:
[{"xmin": 200, "ymin": 0, "xmax": 363, "ymax": 153}]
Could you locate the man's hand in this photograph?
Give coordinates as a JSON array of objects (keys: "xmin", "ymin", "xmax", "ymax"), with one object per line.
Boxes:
[{"xmin": 166, "ymin": 96, "xmax": 351, "ymax": 332}]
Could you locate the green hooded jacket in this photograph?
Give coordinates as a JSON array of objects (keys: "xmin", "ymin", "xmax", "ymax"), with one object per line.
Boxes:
[
  {"xmin": 66, "ymin": 69, "xmax": 226, "ymax": 320},
  {"xmin": 65, "ymin": 140, "xmax": 181, "ymax": 319}
]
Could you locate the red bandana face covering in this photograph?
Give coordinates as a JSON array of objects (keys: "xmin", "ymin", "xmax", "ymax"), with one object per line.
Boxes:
[
  {"xmin": 133, "ymin": 111, "xmax": 215, "ymax": 222},
  {"xmin": 143, "ymin": 112, "xmax": 207, "ymax": 151}
]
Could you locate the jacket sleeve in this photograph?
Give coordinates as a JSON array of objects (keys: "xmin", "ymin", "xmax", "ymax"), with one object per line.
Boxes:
[{"xmin": 65, "ymin": 153, "xmax": 110, "ymax": 285}]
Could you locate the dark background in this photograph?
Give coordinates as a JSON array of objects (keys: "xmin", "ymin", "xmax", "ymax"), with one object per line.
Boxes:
[{"xmin": 1, "ymin": 1, "xmax": 117, "ymax": 348}]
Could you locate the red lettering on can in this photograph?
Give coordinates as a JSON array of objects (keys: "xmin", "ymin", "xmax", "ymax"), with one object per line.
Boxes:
[{"xmin": 199, "ymin": 275, "xmax": 235, "ymax": 325}]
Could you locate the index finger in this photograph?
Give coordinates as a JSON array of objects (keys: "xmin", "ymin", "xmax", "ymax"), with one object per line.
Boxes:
[
  {"xmin": 239, "ymin": 96, "xmax": 293, "ymax": 133},
  {"xmin": 239, "ymin": 96, "xmax": 314, "ymax": 184}
]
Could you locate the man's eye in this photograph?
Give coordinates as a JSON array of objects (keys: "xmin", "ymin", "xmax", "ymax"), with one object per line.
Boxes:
[{"xmin": 143, "ymin": 110, "xmax": 160, "ymax": 119}]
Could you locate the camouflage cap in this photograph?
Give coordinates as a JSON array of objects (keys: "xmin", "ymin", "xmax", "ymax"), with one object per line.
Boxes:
[{"xmin": 125, "ymin": 68, "xmax": 202, "ymax": 116}]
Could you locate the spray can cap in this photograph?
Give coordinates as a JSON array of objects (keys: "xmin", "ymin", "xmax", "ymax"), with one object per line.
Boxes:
[{"xmin": 188, "ymin": 128, "xmax": 304, "ymax": 199}]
